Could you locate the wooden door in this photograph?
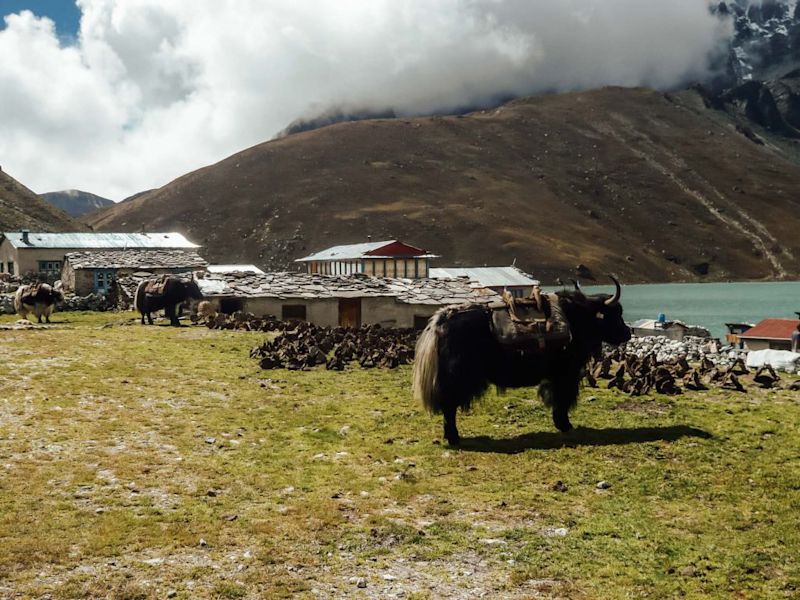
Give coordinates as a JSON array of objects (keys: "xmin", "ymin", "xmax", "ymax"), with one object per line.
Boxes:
[{"xmin": 338, "ymin": 298, "xmax": 361, "ymax": 328}]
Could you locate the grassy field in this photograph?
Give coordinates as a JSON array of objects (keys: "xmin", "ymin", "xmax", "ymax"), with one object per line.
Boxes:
[{"xmin": 0, "ymin": 312, "xmax": 798, "ymax": 599}]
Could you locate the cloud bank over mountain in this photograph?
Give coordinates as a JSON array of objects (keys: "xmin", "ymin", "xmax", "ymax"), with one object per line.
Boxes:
[{"xmin": 0, "ymin": 0, "xmax": 733, "ymax": 199}]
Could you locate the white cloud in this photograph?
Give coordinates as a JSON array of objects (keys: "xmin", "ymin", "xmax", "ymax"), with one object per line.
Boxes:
[{"xmin": 0, "ymin": 0, "xmax": 733, "ymax": 200}]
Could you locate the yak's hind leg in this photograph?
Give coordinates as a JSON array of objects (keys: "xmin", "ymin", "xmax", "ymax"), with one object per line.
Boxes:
[
  {"xmin": 538, "ymin": 369, "xmax": 581, "ymax": 433},
  {"xmin": 443, "ymin": 404, "xmax": 460, "ymax": 446},
  {"xmin": 413, "ymin": 305, "xmax": 491, "ymax": 446}
]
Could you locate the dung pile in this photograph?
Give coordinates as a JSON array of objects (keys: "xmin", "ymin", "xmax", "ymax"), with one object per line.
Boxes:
[
  {"xmin": 202, "ymin": 311, "xmax": 284, "ymax": 332},
  {"xmin": 587, "ymin": 346, "xmax": 790, "ymax": 395},
  {"xmin": 250, "ymin": 320, "xmax": 418, "ymax": 371}
]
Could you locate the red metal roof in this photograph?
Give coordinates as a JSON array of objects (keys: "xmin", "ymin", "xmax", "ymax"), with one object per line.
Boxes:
[
  {"xmin": 364, "ymin": 240, "xmax": 427, "ymax": 257},
  {"xmin": 739, "ymin": 318, "xmax": 800, "ymax": 341}
]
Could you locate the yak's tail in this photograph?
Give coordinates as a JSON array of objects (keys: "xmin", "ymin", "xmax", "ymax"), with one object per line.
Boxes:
[
  {"xmin": 133, "ymin": 281, "xmax": 145, "ymax": 313},
  {"xmin": 413, "ymin": 309, "xmax": 443, "ymax": 413},
  {"xmin": 13, "ymin": 286, "xmax": 23, "ymax": 314}
]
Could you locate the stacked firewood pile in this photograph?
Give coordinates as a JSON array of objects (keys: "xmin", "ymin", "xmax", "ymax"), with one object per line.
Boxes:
[
  {"xmin": 587, "ymin": 348, "xmax": 799, "ymax": 395},
  {"xmin": 249, "ymin": 320, "xmax": 418, "ymax": 371}
]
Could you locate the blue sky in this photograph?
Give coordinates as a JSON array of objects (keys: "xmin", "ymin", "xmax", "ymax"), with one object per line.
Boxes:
[{"xmin": 0, "ymin": 0, "xmax": 80, "ymax": 40}]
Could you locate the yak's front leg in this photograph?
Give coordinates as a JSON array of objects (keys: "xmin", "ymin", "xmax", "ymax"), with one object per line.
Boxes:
[
  {"xmin": 166, "ymin": 303, "xmax": 180, "ymax": 326},
  {"xmin": 539, "ymin": 374, "xmax": 579, "ymax": 433}
]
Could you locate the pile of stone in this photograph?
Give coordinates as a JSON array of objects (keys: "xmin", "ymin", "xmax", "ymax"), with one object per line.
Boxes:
[
  {"xmin": 589, "ymin": 345, "xmax": 798, "ymax": 395},
  {"xmin": 58, "ymin": 294, "xmax": 112, "ymax": 312},
  {"xmin": 619, "ymin": 335, "xmax": 748, "ymax": 367},
  {"xmin": 0, "ymin": 294, "xmax": 15, "ymax": 314},
  {"xmin": 250, "ymin": 320, "xmax": 417, "ymax": 371}
]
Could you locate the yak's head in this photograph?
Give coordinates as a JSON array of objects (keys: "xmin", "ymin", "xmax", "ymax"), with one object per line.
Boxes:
[
  {"xmin": 589, "ymin": 276, "xmax": 631, "ymax": 345},
  {"xmin": 183, "ymin": 278, "xmax": 204, "ymax": 301},
  {"xmin": 563, "ymin": 276, "xmax": 630, "ymax": 348}
]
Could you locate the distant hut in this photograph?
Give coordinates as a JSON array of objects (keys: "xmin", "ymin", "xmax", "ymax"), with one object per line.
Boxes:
[
  {"xmin": 295, "ymin": 240, "xmax": 437, "ymax": 278},
  {"xmin": 739, "ymin": 319, "xmax": 800, "ymax": 351},
  {"xmin": 61, "ymin": 249, "xmax": 207, "ymax": 296},
  {"xmin": 429, "ymin": 265, "xmax": 539, "ymax": 298}
]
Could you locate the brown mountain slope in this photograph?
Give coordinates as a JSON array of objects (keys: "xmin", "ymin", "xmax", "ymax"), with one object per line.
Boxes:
[
  {"xmin": 0, "ymin": 169, "xmax": 86, "ymax": 232},
  {"xmin": 89, "ymin": 87, "xmax": 800, "ymax": 283}
]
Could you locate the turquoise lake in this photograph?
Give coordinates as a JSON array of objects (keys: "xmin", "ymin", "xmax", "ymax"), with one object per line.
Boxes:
[{"xmin": 545, "ymin": 281, "xmax": 800, "ymax": 340}]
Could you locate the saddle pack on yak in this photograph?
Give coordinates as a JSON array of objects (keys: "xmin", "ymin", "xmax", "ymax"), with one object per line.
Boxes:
[
  {"xmin": 144, "ymin": 275, "xmax": 169, "ymax": 297},
  {"xmin": 20, "ymin": 282, "xmax": 45, "ymax": 304},
  {"xmin": 489, "ymin": 286, "xmax": 571, "ymax": 350}
]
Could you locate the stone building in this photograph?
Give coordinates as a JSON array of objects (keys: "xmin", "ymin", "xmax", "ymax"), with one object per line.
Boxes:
[
  {"xmin": 193, "ymin": 271, "xmax": 498, "ymax": 329},
  {"xmin": 0, "ymin": 231, "xmax": 200, "ymax": 281},
  {"xmin": 61, "ymin": 249, "xmax": 207, "ymax": 295}
]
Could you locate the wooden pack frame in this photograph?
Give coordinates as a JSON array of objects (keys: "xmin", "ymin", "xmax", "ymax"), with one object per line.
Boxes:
[{"xmin": 489, "ymin": 286, "xmax": 571, "ymax": 350}]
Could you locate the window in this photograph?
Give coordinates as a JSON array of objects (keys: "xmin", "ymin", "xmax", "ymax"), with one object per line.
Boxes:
[
  {"xmin": 93, "ymin": 269, "xmax": 115, "ymax": 294},
  {"xmin": 0, "ymin": 262, "xmax": 3, "ymax": 273},
  {"xmin": 511, "ymin": 288, "xmax": 524, "ymax": 298},
  {"xmin": 7, "ymin": 262, "xmax": 14, "ymax": 275},
  {"xmin": 38, "ymin": 261, "xmax": 61, "ymax": 278},
  {"xmin": 282, "ymin": 304, "xmax": 307, "ymax": 321}
]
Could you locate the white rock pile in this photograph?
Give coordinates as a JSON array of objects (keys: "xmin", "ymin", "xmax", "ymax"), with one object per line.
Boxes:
[
  {"xmin": 619, "ymin": 335, "xmax": 748, "ymax": 366},
  {"xmin": 0, "ymin": 294, "xmax": 15, "ymax": 314}
]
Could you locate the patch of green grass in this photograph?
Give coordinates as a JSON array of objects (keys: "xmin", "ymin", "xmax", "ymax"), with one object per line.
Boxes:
[{"xmin": 0, "ymin": 311, "xmax": 799, "ymax": 598}]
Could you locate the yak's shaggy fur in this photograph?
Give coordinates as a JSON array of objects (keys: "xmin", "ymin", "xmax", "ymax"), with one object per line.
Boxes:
[
  {"xmin": 413, "ymin": 284, "xmax": 631, "ymax": 444},
  {"xmin": 135, "ymin": 276, "xmax": 203, "ymax": 326},
  {"xmin": 14, "ymin": 283, "xmax": 63, "ymax": 324}
]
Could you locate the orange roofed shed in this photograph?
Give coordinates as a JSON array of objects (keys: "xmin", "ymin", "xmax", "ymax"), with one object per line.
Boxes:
[{"xmin": 739, "ymin": 318, "xmax": 800, "ymax": 351}]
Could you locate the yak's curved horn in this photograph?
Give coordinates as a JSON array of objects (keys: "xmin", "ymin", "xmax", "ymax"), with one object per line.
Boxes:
[
  {"xmin": 570, "ymin": 278, "xmax": 582, "ymax": 293},
  {"xmin": 604, "ymin": 275, "xmax": 621, "ymax": 306}
]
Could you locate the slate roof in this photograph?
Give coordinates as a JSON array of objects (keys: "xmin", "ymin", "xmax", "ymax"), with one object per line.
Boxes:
[
  {"xmin": 207, "ymin": 264, "xmax": 265, "ymax": 274},
  {"xmin": 64, "ymin": 249, "xmax": 207, "ymax": 270},
  {"xmin": 296, "ymin": 240, "xmax": 436, "ymax": 262},
  {"xmin": 2, "ymin": 232, "xmax": 199, "ymax": 249},
  {"xmin": 740, "ymin": 318, "xmax": 800, "ymax": 341},
  {"xmin": 430, "ymin": 266, "xmax": 539, "ymax": 288},
  {"xmin": 196, "ymin": 272, "xmax": 500, "ymax": 305}
]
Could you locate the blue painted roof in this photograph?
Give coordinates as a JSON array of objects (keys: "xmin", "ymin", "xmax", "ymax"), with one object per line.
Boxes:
[{"xmin": 2, "ymin": 232, "xmax": 199, "ymax": 249}]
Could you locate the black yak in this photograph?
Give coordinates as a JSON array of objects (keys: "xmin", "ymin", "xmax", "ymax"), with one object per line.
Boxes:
[
  {"xmin": 134, "ymin": 276, "xmax": 203, "ymax": 326},
  {"xmin": 412, "ymin": 277, "xmax": 631, "ymax": 445}
]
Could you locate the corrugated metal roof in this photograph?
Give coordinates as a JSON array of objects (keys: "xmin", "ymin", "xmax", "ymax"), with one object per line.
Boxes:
[
  {"xmin": 429, "ymin": 266, "xmax": 539, "ymax": 288},
  {"xmin": 740, "ymin": 318, "xmax": 799, "ymax": 341},
  {"xmin": 207, "ymin": 264, "xmax": 265, "ymax": 274},
  {"xmin": 296, "ymin": 240, "xmax": 436, "ymax": 261},
  {"xmin": 2, "ymin": 231, "xmax": 199, "ymax": 249}
]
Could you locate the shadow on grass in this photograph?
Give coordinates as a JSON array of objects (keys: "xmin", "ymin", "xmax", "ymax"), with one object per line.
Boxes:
[{"xmin": 459, "ymin": 425, "xmax": 711, "ymax": 454}]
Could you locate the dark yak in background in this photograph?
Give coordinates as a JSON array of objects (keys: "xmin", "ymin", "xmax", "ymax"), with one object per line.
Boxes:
[
  {"xmin": 412, "ymin": 278, "xmax": 631, "ymax": 445},
  {"xmin": 134, "ymin": 276, "xmax": 203, "ymax": 326}
]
